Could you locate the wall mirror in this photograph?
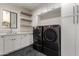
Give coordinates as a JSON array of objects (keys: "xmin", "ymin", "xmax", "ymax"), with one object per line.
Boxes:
[
  {"xmin": 2, "ymin": 10, "xmax": 17, "ymax": 29},
  {"xmin": 2, "ymin": 10, "xmax": 10, "ymax": 29},
  {"xmin": 10, "ymin": 12, "xmax": 17, "ymax": 29}
]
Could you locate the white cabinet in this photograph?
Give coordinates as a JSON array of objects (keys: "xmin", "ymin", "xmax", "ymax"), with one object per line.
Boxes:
[
  {"xmin": 61, "ymin": 3, "xmax": 76, "ymax": 17},
  {"xmin": 21, "ymin": 34, "xmax": 28, "ymax": 48},
  {"xmin": 14, "ymin": 35, "xmax": 21, "ymax": 50},
  {"xmin": 61, "ymin": 3, "xmax": 79, "ymax": 56},
  {"xmin": 75, "ymin": 3, "xmax": 79, "ymax": 56},
  {"xmin": 27, "ymin": 34, "xmax": 33, "ymax": 45},
  {"xmin": 61, "ymin": 3, "xmax": 76, "ymax": 56},
  {"xmin": 76, "ymin": 23, "xmax": 79, "ymax": 56},
  {"xmin": 21, "ymin": 34, "xmax": 33, "ymax": 48},
  {"xmin": 29, "ymin": 34, "xmax": 33, "ymax": 45},
  {"xmin": 61, "ymin": 16, "xmax": 76, "ymax": 56},
  {"xmin": 0, "ymin": 33, "xmax": 33, "ymax": 55},
  {"xmin": 4, "ymin": 36, "xmax": 15, "ymax": 54},
  {"xmin": 77, "ymin": 4, "xmax": 79, "ymax": 15},
  {"xmin": 4, "ymin": 35, "xmax": 21, "ymax": 54},
  {"xmin": 0, "ymin": 36, "xmax": 3, "ymax": 55}
]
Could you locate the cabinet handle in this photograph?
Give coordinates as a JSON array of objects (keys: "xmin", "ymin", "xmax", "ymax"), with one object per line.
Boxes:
[
  {"xmin": 12, "ymin": 39, "xmax": 14, "ymax": 40},
  {"xmin": 12, "ymin": 39, "xmax": 15, "ymax": 40},
  {"xmin": 73, "ymin": 6, "xmax": 75, "ymax": 24},
  {"xmin": 13, "ymin": 39, "xmax": 16, "ymax": 40},
  {"xmin": 1, "ymin": 36, "xmax": 4, "ymax": 38},
  {"xmin": 77, "ymin": 5, "xmax": 78, "ymax": 24}
]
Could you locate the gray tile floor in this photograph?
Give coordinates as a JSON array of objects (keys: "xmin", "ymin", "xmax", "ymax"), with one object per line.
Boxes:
[{"xmin": 5, "ymin": 45, "xmax": 46, "ymax": 56}]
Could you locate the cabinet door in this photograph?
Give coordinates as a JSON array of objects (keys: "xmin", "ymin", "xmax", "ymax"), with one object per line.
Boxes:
[
  {"xmin": 61, "ymin": 3, "xmax": 75, "ymax": 17},
  {"xmin": 14, "ymin": 35, "xmax": 21, "ymax": 50},
  {"xmin": 21, "ymin": 34, "xmax": 28, "ymax": 48},
  {"xmin": 76, "ymin": 21, "xmax": 79, "ymax": 56},
  {"xmin": 77, "ymin": 4, "xmax": 79, "ymax": 15},
  {"xmin": 76, "ymin": 4, "xmax": 79, "ymax": 55},
  {"xmin": 29, "ymin": 34, "xmax": 33, "ymax": 45},
  {"xmin": 4, "ymin": 36, "xmax": 15, "ymax": 54},
  {"xmin": 61, "ymin": 16, "xmax": 76, "ymax": 56},
  {"xmin": 0, "ymin": 36, "xmax": 3, "ymax": 55},
  {"xmin": 27, "ymin": 34, "xmax": 33, "ymax": 45}
]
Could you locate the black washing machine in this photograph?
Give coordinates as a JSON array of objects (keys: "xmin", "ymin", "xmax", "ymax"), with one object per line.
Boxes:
[
  {"xmin": 33, "ymin": 26, "xmax": 43, "ymax": 52},
  {"xmin": 43, "ymin": 25, "xmax": 61, "ymax": 56}
]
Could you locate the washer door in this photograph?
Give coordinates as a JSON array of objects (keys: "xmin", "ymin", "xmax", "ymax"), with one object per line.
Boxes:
[{"xmin": 44, "ymin": 28, "xmax": 57, "ymax": 42}]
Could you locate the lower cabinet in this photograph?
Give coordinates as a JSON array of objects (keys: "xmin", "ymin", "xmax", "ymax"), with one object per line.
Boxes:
[
  {"xmin": 0, "ymin": 36, "xmax": 4, "ymax": 55},
  {"xmin": 21, "ymin": 34, "xmax": 28, "ymax": 48},
  {"xmin": 4, "ymin": 35, "xmax": 22, "ymax": 54},
  {"xmin": 14, "ymin": 35, "xmax": 21, "ymax": 50},
  {"xmin": 2, "ymin": 33, "xmax": 33, "ymax": 55},
  {"xmin": 28, "ymin": 34, "xmax": 33, "ymax": 45},
  {"xmin": 4, "ymin": 36, "xmax": 15, "ymax": 54},
  {"xmin": 21, "ymin": 34, "xmax": 33, "ymax": 48}
]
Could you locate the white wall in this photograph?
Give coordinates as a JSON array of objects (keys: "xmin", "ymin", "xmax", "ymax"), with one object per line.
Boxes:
[{"xmin": 32, "ymin": 3, "xmax": 61, "ymax": 27}]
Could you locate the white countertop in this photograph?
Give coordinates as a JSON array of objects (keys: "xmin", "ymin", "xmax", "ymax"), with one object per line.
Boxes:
[{"xmin": 0, "ymin": 32, "xmax": 33, "ymax": 36}]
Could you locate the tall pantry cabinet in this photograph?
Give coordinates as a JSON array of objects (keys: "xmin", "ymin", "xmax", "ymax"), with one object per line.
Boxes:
[
  {"xmin": 61, "ymin": 3, "xmax": 79, "ymax": 56},
  {"xmin": 76, "ymin": 3, "xmax": 79, "ymax": 56}
]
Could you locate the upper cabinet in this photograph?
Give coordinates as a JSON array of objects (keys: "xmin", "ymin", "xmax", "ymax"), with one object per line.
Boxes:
[
  {"xmin": 76, "ymin": 4, "xmax": 79, "ymax": 15},
  {"xmin": 61, "ymin": 3, "xmax": 76, "ymax": 17}
]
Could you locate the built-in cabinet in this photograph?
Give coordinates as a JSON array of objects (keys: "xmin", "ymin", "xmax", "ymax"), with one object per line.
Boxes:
[
  {"xmin": 0, "ymin": 36, "xmax": 4, "ymax": 55},
  {"xmin": 14, "ymin": 35, "xmax": 21, "ymax": 50},
  {"xmin": 61, "ymin": 16, "xmax": 76, "ymax": 56},
  {"xmin": 61, "ymin": 3, "xmax": 79, "ymax": 56},
  {"xmin": 76, "ymin": 4, "xmax": 79, "ymax": 56},
  {"xmin": 21, "ymin": 34, "xmax": 33, "ymax": 48},
  {"xmin": 4, "ymin": 36, "xmax": 16, "ymax": 54},
  {"xmin": 0, "ymin": 33, "xmax": 33, "ymax": 55}
]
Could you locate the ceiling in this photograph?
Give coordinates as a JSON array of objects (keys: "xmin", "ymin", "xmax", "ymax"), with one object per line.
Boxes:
[{"xmin": 3, "ymin": 3, "xmax": 52, "ymax": 11}]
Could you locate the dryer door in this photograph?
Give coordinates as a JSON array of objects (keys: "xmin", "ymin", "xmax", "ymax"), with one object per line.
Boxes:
[{"xmin": 44, "ymin": 28, "xmax": 57, "ymax": 42}]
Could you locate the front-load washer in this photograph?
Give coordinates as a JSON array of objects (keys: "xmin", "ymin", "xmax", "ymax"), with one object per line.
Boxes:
[{"xmin": 43, "ymin": 25, "xmax": 61, "ymax": 56}]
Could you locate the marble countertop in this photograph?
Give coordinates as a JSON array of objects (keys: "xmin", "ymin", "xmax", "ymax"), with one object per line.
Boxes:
[{"xmin": 0, "ymin": 32, "xmax": 33, "ymax": 36}]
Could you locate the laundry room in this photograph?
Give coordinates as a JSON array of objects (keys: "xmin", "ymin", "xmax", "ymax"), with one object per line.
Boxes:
[{"xmin": 0, "ymin": 3, "xmax": 79, "ymax": 56}]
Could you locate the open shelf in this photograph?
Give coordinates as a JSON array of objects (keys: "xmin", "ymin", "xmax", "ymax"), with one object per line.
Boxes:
[
  {"xmin": 21, "ymin": 25, "xmax": 32, "ymax": 27},
  {"xmin": 21, "ymin": 12, "xmax": 32, "ymax": 17},
  {"xmin": 20, "ymin": 26, "xmax": 33, "ymax": 32},
  {"xmin": 20, "ymin": 11, "xmax": 32, "ymax": 32},
  {"xmin": 21, "ymin": 18, "xmax": 32, "ymax": 22}
]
